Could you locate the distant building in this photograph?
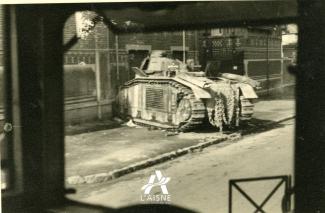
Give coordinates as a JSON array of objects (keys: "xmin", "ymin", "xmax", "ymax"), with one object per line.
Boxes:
[
  {"xmin": 200, "ymin": 26, "xmax": 294, "ymax": 95},
  {"xmin": 283, "ymin": 43, "xmax": 297, "ymax": 64}
]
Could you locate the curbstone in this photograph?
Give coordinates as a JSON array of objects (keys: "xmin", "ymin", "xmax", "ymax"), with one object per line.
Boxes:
[
  {"xmin": 66, "ymin": 175, "xmax": 85, "ymax": 185},
  {"xmin": 275, "ymin": 115, "xmax": 295, "ymax": 123}
]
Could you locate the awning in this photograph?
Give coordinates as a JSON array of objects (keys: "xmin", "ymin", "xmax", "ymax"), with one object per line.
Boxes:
[{"xmin": 90, "ymin": 1, "xmax": 297, "ymax": 33}]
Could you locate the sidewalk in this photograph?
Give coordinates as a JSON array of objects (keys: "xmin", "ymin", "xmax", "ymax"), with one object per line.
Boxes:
[
  {"xmin": 65, "ymin": 99, "xmax": 295, "ymax": 184},
  {"xmin": 253, "ymin": 99, "xmax": 295, "ymax": 123}
]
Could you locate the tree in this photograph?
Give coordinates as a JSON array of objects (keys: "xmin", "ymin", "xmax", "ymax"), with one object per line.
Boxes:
[{"xmin": 75, "ymin": 11, "xmax": 103, "ymax": 40}]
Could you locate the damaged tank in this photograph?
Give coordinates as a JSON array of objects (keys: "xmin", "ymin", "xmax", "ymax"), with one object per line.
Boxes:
[{"xmin": 117, "ymin": 51, "xmax": 260, "ymax": 132}]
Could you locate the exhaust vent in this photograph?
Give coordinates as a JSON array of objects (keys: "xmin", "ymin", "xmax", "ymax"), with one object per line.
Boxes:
[{"xmin": 145, "ymin": 87, "xmax": 165, "ymax": 111}]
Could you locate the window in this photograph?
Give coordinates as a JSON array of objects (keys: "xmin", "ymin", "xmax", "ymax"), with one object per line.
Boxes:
[
  {"xmin": 4, "ymin": 2, "xmax": 325, "ymax": 213},
  {"xmin": 211, "ymin": 28, "xmax": 223, "ymax": 37}
]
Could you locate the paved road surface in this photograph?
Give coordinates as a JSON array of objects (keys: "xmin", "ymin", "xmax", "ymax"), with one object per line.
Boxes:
[{"xmin": 68, "ymin": 119, "xmax": 294, "ymax": 213}]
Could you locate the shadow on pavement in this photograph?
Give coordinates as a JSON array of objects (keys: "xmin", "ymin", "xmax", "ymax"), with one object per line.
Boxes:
[{"xmin": 188, "ymin": 118, "xmax": 287, "ymax": 136}]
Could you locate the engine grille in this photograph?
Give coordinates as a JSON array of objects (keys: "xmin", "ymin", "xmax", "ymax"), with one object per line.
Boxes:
[{"xmin": 145, "ymin": 87, "xmax": 165, "ymax": 110}]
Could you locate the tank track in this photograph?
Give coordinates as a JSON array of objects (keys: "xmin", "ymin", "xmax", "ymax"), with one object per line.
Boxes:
[
  {"xmin": 169, "ymin": 81, "xmax": 206, "ymax": 132},
  {"xmin": 121, "ymin": 78, "xmax": 206, "ymax": 132}
]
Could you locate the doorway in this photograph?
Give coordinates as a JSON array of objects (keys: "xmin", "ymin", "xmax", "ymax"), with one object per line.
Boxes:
[{"xmin": 128, "ymin": 50, "xmax": 149, "ymax": 80}]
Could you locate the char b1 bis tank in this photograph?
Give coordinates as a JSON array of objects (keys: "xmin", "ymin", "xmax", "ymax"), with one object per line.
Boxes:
[{"xmin": 117, "ymin": 51, "xmax": 260, "ymax": 132}]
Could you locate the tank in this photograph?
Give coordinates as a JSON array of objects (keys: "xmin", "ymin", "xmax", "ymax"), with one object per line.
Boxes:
[{"xmin": 117, "ymin": 51, "xmax": 260, "ymax": 132}]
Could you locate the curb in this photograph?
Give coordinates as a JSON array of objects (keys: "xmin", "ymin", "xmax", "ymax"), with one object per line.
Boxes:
[
  {"xmin": 274, "ymin": 115, "xmax": 295, "ymax": 123},
  {"xmin": 66, "ymin": 115, "xmax": 295, "ymax": 185}
]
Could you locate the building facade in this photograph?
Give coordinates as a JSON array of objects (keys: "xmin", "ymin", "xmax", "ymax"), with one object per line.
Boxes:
[{"xmin": 200, "ymin": 26, "xmax": 294, "ymax": 95}]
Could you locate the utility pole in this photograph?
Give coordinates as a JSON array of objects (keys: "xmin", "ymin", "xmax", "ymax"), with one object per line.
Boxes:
[
  {"xmin": 194, "ymin": 30, "xmax": 198, "ymax": 64},
  {"xmin": 115, "ymin": 35, "xmax": 119, "ymax": 87},
  {"xmin": 280, "ymin": 35, "xmax": 284, "ymax": 90},
  {"xmin": 94, "ymin": 29, "xmax": 102, "ymax": 119},
  {"xmin": 266, "ymin": 32, "xmax": 270, "ymax": 96},
  {"xmin": 106, "ymin": 27, "xmax": 111, "ymax": 99},
  {"xmin": 182, "ymin": 30, "xmax": 186, "ymax": 63}
]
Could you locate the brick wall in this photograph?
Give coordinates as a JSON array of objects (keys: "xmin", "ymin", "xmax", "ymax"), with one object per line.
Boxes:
[
  {"xmin": 199, "ymin": 26, "xmax": 282, "ymax": 68},
  {"xmin": 116, "ymin": 31, "xmax": 196, "ymax": 50},
  {"xmin": 63, "ymin": 13, "xmax": 198, "ymax": 59}
]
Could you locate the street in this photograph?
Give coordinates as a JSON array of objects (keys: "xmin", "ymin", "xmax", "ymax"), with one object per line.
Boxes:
[
  {"xmin": 64, "ymin": 99, "xmax": 294, "ymax": 184},
  {"xmin": 68, "ymin": 119, "xmax": 294, "ymax": 213}
]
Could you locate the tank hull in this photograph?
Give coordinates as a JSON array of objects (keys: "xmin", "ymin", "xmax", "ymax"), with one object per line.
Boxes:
[
  {"xmin": 118, "ymin": 76, "xmax": 256, "ymax": 132},
  {"xmin": 117, "ymin": 50, "xmax": 258, "ymax": 132}
]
